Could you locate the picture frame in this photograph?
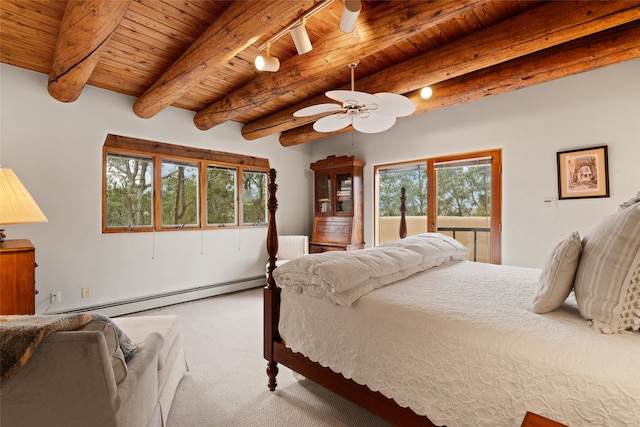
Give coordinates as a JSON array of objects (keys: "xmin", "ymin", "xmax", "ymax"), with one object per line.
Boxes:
[{"xmin": 557, "ymin": 145, "xmax": 609, "ymax": 200}]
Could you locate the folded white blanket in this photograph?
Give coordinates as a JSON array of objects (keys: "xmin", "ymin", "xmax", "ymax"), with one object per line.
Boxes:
[{"xmin": 273, "ymin": 233, "xmax": 468, "ymax": 305}]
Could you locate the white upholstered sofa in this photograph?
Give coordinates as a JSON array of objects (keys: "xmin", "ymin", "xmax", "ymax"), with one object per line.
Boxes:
[{"xmin": 1, "ymin": 314, "xmax": 188, "ymax": 427}]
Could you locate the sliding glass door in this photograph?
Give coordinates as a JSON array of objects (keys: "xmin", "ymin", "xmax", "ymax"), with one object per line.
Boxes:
[
  {"xmin": 375, "ymin": 149, "xmax": 501, "ymax": 264},
  {"xmin": 377, "ymin": 162, "xmax": 427, "ymax": 243}
]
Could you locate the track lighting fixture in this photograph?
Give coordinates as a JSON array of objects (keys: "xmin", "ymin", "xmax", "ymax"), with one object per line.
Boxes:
[
  {"xmin": 339, "ymin": 0, "xmax": 361, "ymax": 33},
  {"xmin": 254, "ymin": 0, "xmax": 362, "ymax": 71},
  {"xmin": 255, "ymin": 42, "xmax": 280, "ymax": 72},
  {"xmin": 290, "ymin": 18, "xmax": 313, "ymax": 55},
  {"xmin": 255, "ymin": 0, "xmax": 334, "ymax": 72}
]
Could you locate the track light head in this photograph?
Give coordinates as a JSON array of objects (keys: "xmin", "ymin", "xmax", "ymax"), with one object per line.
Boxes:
[
  {"xmin": 255, "ymin": 42, "xmax": 280, "ymax": 72},
  {"xmin": 291, "ymin": 19, "xmax": 313, "ymax": 55},
  {"xmin": 339, "ymin": 0, "xmax": 361, "ymax": 33},
  {"xmin": 255, "ymin": 54, "xmax": 280, "ymax": 72}
]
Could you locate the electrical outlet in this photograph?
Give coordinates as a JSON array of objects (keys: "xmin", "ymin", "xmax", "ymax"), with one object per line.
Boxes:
[
  {"xmin": 50, "ymin": 291, "xmax": 62, "ymax": 304},
  {"xmin": 82, "ymin": 287, "xmax": 91, "ymax": 299}
]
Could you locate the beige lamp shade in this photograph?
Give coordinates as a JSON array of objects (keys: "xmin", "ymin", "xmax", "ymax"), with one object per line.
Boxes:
[{"xmin": 0, "ymin": 168, "xmax": 48, "ymax": 225}]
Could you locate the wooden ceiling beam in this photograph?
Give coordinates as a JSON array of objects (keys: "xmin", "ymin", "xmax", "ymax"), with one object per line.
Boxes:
[
  {"xmin": 279, "ymin": 21, "xmax": 640, "ymax": 147},
  {"xmin": 132, "ymin": 0, "xmax": 314, "ymax": 119},
  {"xmin": 415, "ymin": 21, "xmax": 640, "ymax": 113},
  {"xmin": 245, "ymin": 0, "xmax": 640, "ymax": 141},
  {"xmin": 47, "ymin": 0, "xmax": 131, "ymax": 103},
  {"xmin": 193, "ymin": 0, "xmax": 487, "ymax": 131}
]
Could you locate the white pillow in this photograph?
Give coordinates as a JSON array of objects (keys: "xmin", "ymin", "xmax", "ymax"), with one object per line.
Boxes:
[
  {"xmin": 532, "ymin": 232, "xmax": 582, "ymax": 314},
  {"xmin": 574, "ymin": 203, "xmax": 640, "ymax": 333}
]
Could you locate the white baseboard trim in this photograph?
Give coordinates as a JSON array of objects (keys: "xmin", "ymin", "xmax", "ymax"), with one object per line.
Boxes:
[{"xmin": 56, "ymin": 276, "xmax": 266, "ymax": 317}]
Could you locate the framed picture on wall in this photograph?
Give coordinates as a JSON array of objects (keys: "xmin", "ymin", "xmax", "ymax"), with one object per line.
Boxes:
[{"xmin": 557, "ymin": 145, "xmax": 609, "ymax": 200}]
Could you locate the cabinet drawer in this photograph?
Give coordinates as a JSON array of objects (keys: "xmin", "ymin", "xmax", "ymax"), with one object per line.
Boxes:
[
  {"xmin": 0, "ymin": 239, "xmax": 36, "ymax": 315},
  {"xmin": 309, "ymin": 243, "xmax": 347, "ymax": 253},
  {"xmin": 312, "ymin": 216, "xmax": 352, "ymax": 245}
]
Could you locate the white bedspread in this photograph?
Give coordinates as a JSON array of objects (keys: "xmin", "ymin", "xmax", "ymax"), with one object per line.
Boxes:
[{"xmin": 278, "ymin": 261, "xmax": 640, "ymax": 427}]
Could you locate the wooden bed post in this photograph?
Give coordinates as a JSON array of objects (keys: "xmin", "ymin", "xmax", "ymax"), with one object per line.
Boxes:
[
  {"xmin": 399, "ymin": 186, "xmax": 407, "ymax": 239},
  {"xmin": 264, "ymin": 168, "xmax": 280, "ymax": 391}
]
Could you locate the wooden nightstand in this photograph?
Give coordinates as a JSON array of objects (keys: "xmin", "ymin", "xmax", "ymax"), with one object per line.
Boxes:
[
  {"xmin": 0, "ymin": 239, "xmax": 36, "ymax": 315},
  {"xmin": 521, "ymin": 412, "xmax": 569, "ymax": 427}
]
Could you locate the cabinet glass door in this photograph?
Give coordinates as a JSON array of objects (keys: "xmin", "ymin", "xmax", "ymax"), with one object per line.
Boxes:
[
  {"xmin": 317, "ymin": 174, "xmax": 331, "ymax": 213},
  {"xmin": 335, "ymin": 173, "xmax": 352, "ymax": 214}
]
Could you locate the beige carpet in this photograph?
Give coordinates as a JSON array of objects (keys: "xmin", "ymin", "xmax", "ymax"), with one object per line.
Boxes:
[{"xmin": 128, "ymin": 288, "xmax": 390, "ymax": 426}]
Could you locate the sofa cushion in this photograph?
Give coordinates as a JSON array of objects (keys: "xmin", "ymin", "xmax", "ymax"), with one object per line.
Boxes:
[
  {"xmin": 113, "ymin": 315, "xmax": 180, "ymax": 370},
  {"xmin": 80, "ymin": 320, "xmax": 128, "ymax": 384},
  {"xmin": 0, "ymin": 313, "xmax": 136, "ymax": 386}
]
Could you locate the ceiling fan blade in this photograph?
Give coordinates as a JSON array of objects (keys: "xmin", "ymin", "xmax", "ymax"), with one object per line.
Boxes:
[
  {"xmin": 326, "ymin": 90, "xmax": 379, "ymax": 106},
  {"xmin": 374, "ymin": 93, "xmax": 416, "ymax": 117},
  {"xmin": 293, "ymin": 103, "xmax": 342, "ymax": 117},
  {"xmin": 313, "ymin": 114, "xmax": 352, "ymax": 132},
  {"xmin": 352, "ymin": 114, "xmax": 396, "ymax": 133}
]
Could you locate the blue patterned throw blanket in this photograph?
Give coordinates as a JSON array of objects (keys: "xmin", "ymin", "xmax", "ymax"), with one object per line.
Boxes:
[{"xmin": 0, "ymin": 313, "xmax": 137, "ymax": 385}]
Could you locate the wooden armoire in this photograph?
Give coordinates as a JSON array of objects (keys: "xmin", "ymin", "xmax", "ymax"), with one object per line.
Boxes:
[{"xmin": 309, "ymin": 155, "xmax": 364, "ymax": 253}]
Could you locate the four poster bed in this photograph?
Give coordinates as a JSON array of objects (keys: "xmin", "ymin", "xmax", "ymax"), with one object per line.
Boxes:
[{"xmin": 263, "ymin": 169, "xmax": 640, "ymax": 427}]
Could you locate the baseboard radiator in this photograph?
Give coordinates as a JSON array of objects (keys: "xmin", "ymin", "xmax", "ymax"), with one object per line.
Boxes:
[{"xmin": 57, "ymin": 276, "xmax": 266, "ymax": 317}]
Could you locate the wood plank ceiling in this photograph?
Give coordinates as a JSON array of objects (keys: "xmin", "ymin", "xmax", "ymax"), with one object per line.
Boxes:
[{"xmin": 1, "ymin": 0, "xmax": 639, "ymax": 146}]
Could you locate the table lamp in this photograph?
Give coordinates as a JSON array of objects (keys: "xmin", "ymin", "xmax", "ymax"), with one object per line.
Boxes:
[{"xmin": 0, "ymin": 168, "xmax": 48, "ymax": 244}]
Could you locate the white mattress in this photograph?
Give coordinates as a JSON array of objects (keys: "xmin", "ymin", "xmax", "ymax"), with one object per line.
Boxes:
[{"xmin": 279, "ymin": 261, "xmax": 640, "ymax": 427}]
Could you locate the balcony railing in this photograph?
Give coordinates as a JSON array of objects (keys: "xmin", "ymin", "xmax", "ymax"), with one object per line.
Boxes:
[
  {"xmin": 379, "ymin": 216, "xmax": 491, "ymax": 263},
  {"xmin": 437, "ymin": 227, "xmax": 490, "ymax": 262}
]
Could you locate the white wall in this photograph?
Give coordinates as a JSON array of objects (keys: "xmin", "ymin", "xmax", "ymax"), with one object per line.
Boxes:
[
  {"xmin": 310, "ymin": 59, "xmax": 640, "ymax": 268},
  {"xmin": 2, "ymin": 59, "xmax": 639, "ymax": 314},
  {"xmin": 0, "ymin": 64, "xmax": 312, "ymax": 315}
]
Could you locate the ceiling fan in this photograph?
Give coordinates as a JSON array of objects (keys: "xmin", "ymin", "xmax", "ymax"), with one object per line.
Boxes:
[{"xmin": 293, "ymin": 62, "xmax": 416, "ymax": 134}]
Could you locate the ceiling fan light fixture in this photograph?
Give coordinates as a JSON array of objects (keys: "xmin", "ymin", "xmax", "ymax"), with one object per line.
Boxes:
[
  {"xmin": 294, "ymin": 62, "xmax": 415, "ymax": 134},
  {"xmin": 339, "ymin": 0, "xmax": 361, "ymax": 33},
  {"xmin": 291, "ymin": 18, "xmax": 313, "ymax": 55}
]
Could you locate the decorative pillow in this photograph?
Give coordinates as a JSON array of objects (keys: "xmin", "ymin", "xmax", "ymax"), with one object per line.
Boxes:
[
  {"xmin": 574, "ymin": 203, "xmax": 640, "ymax": 333},
  {"xmin": 532, "ymin": 231, "xmax": 582, "ymax": 314},
  {"xmin": 617, "ymin": 250, "xmax": 640, "ymax": 331},
  {"xmin": 80, "ymin": 320, "xmax": 128, "ymax": 383}
]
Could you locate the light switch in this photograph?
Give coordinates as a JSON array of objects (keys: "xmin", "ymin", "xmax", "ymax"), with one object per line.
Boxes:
[{"xmin": 543, "ymin": 197, "xmax": 557, "ymax": 208}]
